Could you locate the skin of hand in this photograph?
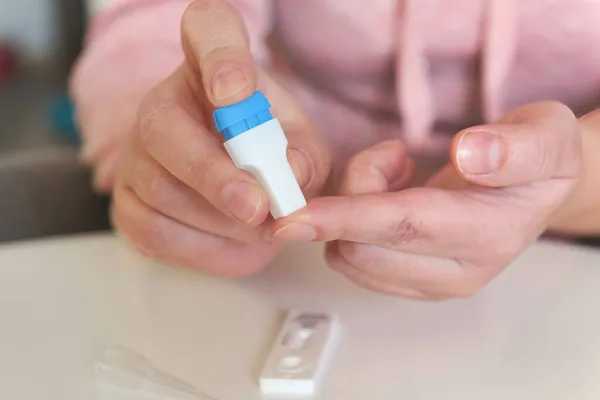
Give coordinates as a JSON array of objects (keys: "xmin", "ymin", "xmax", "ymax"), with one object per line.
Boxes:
[
  {"xmin": 274, "ymin": 102, "xmax": 582, "ymax": 300},
  {"xmin": 76, "ymin": 85, "xmax": 151, "ymax": 193},
  {"xmin": 111, "ymin": 0, "xmax": 331, "ymax": 276}
]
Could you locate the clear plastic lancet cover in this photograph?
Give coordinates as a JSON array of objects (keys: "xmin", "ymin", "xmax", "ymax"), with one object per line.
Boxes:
[{"xmin": 93, "ymin": 346, "xmax": 219, "ymax": 400}]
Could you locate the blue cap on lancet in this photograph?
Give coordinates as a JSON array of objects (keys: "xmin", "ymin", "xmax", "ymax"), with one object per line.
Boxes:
[{"xmin": 213, "ymin": 91, "xmax": 274, "ymax": 140}]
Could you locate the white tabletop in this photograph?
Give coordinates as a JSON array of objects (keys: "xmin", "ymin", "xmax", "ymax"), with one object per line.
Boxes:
[{"xmin": 1, "ymin": 234, "xmax": 600, "ymax": 400}]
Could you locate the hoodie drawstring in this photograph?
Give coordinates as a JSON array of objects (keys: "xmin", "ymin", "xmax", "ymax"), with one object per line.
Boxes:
[{"xmin": 396, "ymin": 0, "xmax": 518, "ymax": 147}]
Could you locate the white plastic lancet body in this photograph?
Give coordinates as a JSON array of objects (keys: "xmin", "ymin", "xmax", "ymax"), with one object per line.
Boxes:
[
  {"xmin": 213, "ymin": 91, "xmax": 307, "ymax": 219},
  {"xmin": 93, "ymin": 346, "xmax": 219, "ymax": 400}
]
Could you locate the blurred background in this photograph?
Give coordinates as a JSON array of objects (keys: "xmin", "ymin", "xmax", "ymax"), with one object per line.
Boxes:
[{"xmin": 0, "ymin": 0, "xmax": 110, "ymax": 243}]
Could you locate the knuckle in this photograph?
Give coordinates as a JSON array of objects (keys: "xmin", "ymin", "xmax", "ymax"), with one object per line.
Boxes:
[
  {"xmin": 133, "ymin": 216, "xmax": 171, "ymax": 258},
  {"xmin": 324, "ymin": 255, "xmax": 344, "ymax": 274},
  {"xmin": 344, "ymin": 158, "xmax": 367, "ymax": 184},
  {"xmin": 534, "ymin": 131, "xmax": 553, "ymax": 177},
  {"xmin": 126, "ymin": 155, "xmax": 176, "ymax": 213},
  {"xmin": 137, "ymin": 92, "xmax": 173, "ymax": 149},
  {"xmin": 387, "ymin": 214, "xmax": 420, "ymax": 246},
  {"xmin": 113, "ymin": 194, "xmax": 171, "ymax": 259},
  {"xmin": 347, "ymin": 151, "xmax": 368, "ymax": 171},
  {"xmin": 526, "ymin": 102, "xmax": 580, "ymax": 177},
  {"xmin": 542, "ymin": 102, "xmax": 578, "ymax": 139},
  {"xmin": 184, "ymin": 151, "xmax": 222, "ymax": 193},
  {"xmin": 336, "ymin": 241, "xmax": 360, "ymax": 263},
  {"xmin": 337, "ymin": 241, "xmax": 377, "ymax": 269},
  {"xmin": 344, "ymin": 151, "xmax": 376, "ymax": 183},
  {"xmin": 324, "ymin": 242, "xmax": 350, "ymax": 272},
  {"xmin": 143, "ymin": 170, "xmax": 173, "ymax": 211}
]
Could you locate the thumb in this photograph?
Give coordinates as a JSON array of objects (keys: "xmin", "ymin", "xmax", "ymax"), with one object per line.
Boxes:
[
  {"xmin": 452, "ymin": 101, "xmax": 581, "ymax": 187},
  {"xmin": 181, "ymin": 0, "xmax": 257, "ymax": 107},
  {"xmin": 181, "ymin": 1, "xmax": 331, "ymax": 195}
]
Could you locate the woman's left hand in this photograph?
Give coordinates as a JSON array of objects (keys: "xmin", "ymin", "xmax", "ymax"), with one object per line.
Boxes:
[{"xmin": 273, "ymin": 102, "xmax": 582, "ymax": 299}]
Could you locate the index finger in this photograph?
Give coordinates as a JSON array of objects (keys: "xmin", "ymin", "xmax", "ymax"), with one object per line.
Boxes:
[
  {"xmin": 275, "ymin": 191, "xmax": 441, "ymax": 246},
  {"xmin": 181, "ymin": 0, "xmax": 257, "ymax": 106},
  {"xmin": 273, "ymin": 189, "xmax": 532, "ymax": 262}
]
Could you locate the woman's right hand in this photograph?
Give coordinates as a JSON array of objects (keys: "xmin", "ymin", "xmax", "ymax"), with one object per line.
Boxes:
[{"xmin": 112, "ymin": 0, "xmax": 331, "ymax": 276}]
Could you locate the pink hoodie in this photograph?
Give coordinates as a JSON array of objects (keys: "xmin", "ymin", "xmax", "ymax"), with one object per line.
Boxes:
[{"xmin": 71, "ymin": 0, "xmax": 600, "ymax": 179}]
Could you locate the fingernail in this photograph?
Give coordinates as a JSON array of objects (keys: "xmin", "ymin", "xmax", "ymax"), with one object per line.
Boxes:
[
  {"xmin": 287, "ymin": 148, "xmax": 313, "ymax": 188},
  {"xmin": 456, "ymin": 131, "xmax": 504, "ymax": 175},
  {"xmin": 274, "ymin": 222, "xmax": 318, "ymax": 242},
  {"xmin": 221, "ymin": 181, "xmax": 263, "ymax": 224},
  {"xmin": 211, "ymin": 64, "xmax": 249, "ymax": 101}
]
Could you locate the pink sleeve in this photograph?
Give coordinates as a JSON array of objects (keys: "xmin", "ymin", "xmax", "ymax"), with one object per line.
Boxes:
[{"xmin": 70, "ymin": 0, "xmax": 273, "ymax": 189}]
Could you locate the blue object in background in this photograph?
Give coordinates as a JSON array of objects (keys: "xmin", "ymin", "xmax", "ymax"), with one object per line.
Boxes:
[{"xmin": 49, "ymin": 94, "xmax": 80, "ymax": 145}]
